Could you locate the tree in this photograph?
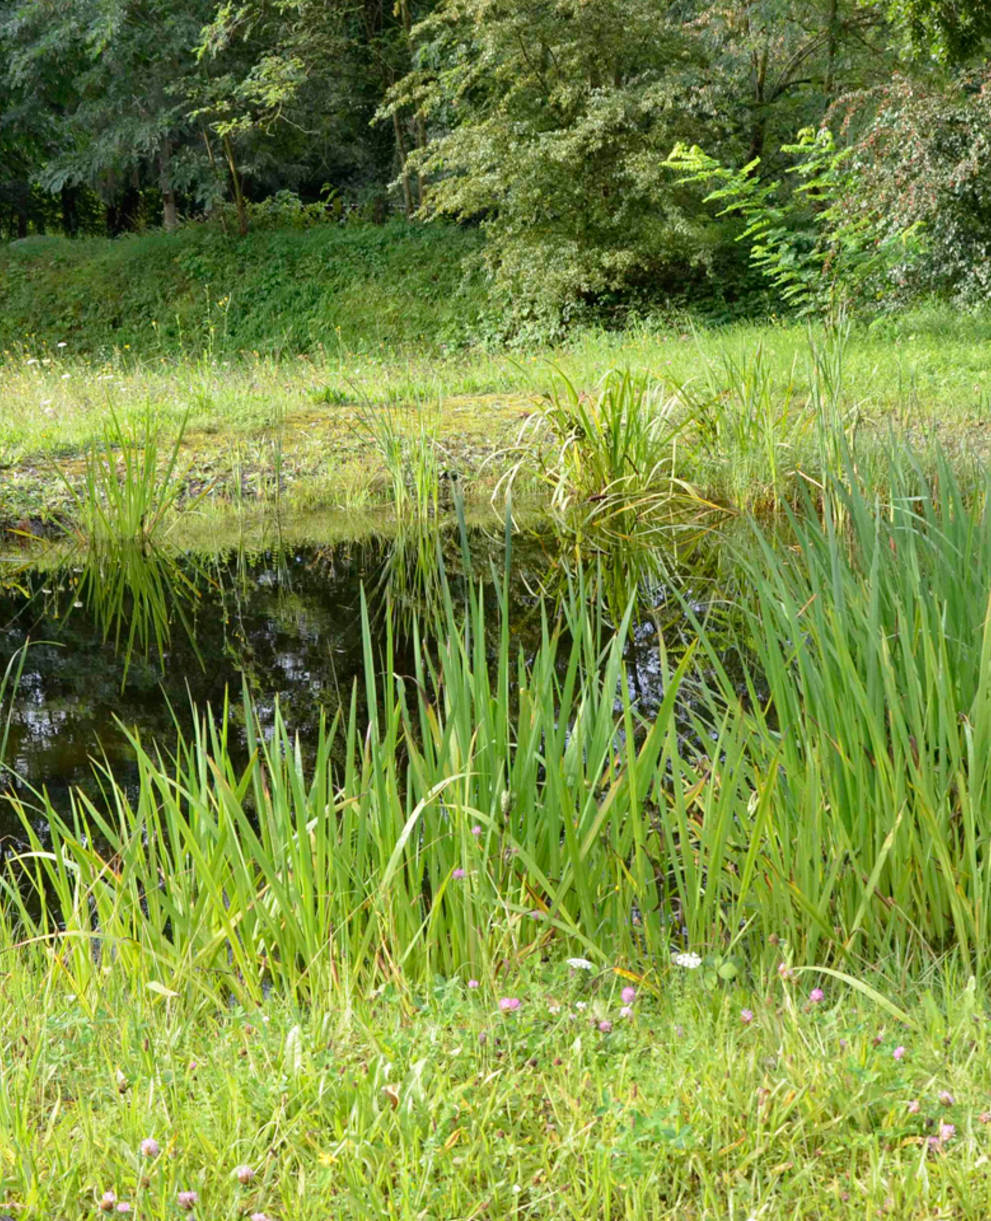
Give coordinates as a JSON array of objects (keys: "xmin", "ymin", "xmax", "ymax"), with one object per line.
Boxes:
[
  {"xmin": 829, "ymin": 68, "xmax": 991, "ymax": 303},
  {"xmin": 384, "ymin": 0, "xmax": 732, "ymax": 335},
  {"xmin": 695, "ymin": 0, "xmax": 888, "ymax": 165},
  {"xmin": 197, "ymin": 0, "xmax": 424, "ymax": 219},
  {"xmin": 882, "ymin": 0, "xmax": 991, "ymax": 63},
  {"xmin": 1, "ymin": 0, "xmax": 224, "ymax": 232}
]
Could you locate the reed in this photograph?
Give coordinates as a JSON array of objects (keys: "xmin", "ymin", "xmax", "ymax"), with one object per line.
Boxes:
[
  {"xmin": 1, "ymin": 567, "xmax": 691, "ymax": 1005},
  {"xmin": 49, "ymin": 409, "xmax": 212, "ymax": 680},
  {"xmin": 6, "ymin": 448, "xmax": 991, "ymax": 1008},
  {"xmin": 684, "ymin": 449, "xmax": 991, "ymax": 973},
  {"xmin": 58, "ymin": 408, "xmax": 192, "ymax": 550},
  {"xmin": 359, "ymin": 405, "xmax": 445, "ymax": 521},
  {"xmin": 508, "ymin": 367, "xmax": 699, "ymax": 528}
]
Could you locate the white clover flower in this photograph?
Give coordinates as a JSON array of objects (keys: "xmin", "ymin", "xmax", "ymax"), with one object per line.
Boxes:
[
  {"xmin": 672, "ymin": 951, "xmax": 702, "ymax": 970},
  {"xmin": 566, "ymin": 957, "xmax": 594, "ymax": 971}
]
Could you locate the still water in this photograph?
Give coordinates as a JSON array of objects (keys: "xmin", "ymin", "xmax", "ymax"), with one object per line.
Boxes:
[{"xmin": 0, "ymin": 526, "xmax": 725, "ymax": 843}]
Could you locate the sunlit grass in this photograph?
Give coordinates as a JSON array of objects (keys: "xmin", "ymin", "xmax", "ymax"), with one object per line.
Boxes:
[
  {"xmin": 4, "ymin": 936, "xmax": 991, "ymax": 1218},
  {"xmin": 2, "ymin": 309, "xmax": 991, "ymax": 532}
]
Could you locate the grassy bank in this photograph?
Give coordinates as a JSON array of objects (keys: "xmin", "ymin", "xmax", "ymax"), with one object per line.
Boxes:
[
  {"xmin": 5, "ymin": 948, "xmax": 991, "ymax": 1220},
  {"xmin": 3, "ymin": 307, "xmax": 991, "ymax": 533},
  {"xmin": 3, "ymin": 221, "xmax": 991, "ymax": 535},
  {"xmin": 0, "ymin": 221, "xmax": 487, "ymax": 357}
]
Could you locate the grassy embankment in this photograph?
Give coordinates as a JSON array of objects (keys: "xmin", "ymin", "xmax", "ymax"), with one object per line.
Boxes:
[
  {"xmin": 6, "ymin": 944, "xmax": 991, "ymax": 1219},
  {"xmin": 3, "ymin": 223, "xmax": 991, "ymax": 534}
]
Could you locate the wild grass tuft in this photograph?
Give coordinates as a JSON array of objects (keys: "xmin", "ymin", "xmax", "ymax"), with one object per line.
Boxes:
[
  {"xmin": 54, "ymin": 409, "xmax": 206, "ymax": 678},
  {"xmin": 512, "ymin": 367, "xmax": 696, "ymax": 523},
  {"xmin": 58, "ymin": 407, "xmax": 193, "ymax": 551}
]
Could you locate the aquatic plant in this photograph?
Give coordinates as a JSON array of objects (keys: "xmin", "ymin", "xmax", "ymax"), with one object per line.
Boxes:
[
  {"xmin": 2, "ymin": 564, "xmax": 691, "ymax": 1003},
  {"xmin": 52, "ymin": 409, "xmax": 210, "ymax": 681},
  {"xmin": 0, "ymin": 645, "xmax": 26, "ymax": 778},
  {"xmin": 59, "ymin": 407, "xmax": 193, "ymax": 551},
  {"xmin": 7, "ymin": 445, "xmax": 991, "ymax": 1010},
  {"xmin": 687, "ymin": 447, "xmax": 991, "ymax": 972},
  {"xmin": 505, "ymin": 367, "xmax": 699, "ymax": 525},
  {"xmin": 359, "ymin": 404, "xmax": 446, "ymax": 521},
  {"xmin": 498, "ymin": 367, "xmax": 720, "ymax": 621},
  {"xmin": 63, "ymin": 538, "xmax": 206, "ymax": 684}
]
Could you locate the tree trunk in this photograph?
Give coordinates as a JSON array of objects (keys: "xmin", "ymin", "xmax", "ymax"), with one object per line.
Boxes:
[
  {"xmin": 222, "ymin": 133, "xmax": 249, "ymax": 236},
  {"xmin": 747, "ymin": 44, "xmax": 769, "ymax": 164},
  {"xmin": 15, "ymin": 182, "xmax": 28, "ymax": 238},
  {"xmin": 396, "ymin": 0, "xmax": 426, "ymax": 207},
  {"xmin": 391, "ymin": 109, "xmax": 413, "ymax": 218},
  {"xmin": 824, "ymin": 0, "xmax": 839, "ymax": 101},
  {"xmin": 60, "ymin": 185, "xmax": 79, "ymax": 237},
  {"xmin": 159, "ymin": 138, "xmax": 178, "ymax": 231},
  {"xmin": 201, "ymin": 127, "xmax": 230, "ymax": 234}
]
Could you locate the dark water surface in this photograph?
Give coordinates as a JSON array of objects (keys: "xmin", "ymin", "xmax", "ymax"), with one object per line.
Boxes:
[{"xmin": 0, "ymin": 527, "xmax": 725, "ymax": 844}]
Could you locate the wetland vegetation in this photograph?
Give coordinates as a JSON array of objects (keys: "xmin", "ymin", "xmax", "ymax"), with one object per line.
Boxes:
[
  {"xmin": 5, "ymin": 0, "xmax": 991, "ymax": 1212},
  {"xmin": 3, "ymin": 315, "xmax": 991, "ymax": 1216}
]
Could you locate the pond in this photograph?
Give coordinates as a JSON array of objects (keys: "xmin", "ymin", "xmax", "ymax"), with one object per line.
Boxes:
[{"xmin": 0, "ymin": 524, "xmax": 726, "ymax": 843}]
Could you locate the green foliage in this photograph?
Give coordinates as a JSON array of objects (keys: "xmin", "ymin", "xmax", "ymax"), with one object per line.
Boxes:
[
  {"xmin": 690, "ymin": 450, "xmax": 991, "ymax": 970},
  {"xmin": 4, "ymin": 573, "xmax": 690, "ymax": 1000},
  {"xmin": 385, "ymin": 0, "xmax": 724, "ymax": 338},
  {"xmin": 665, "ymin": 128, "xmax": 921, "ymax": 315},
  {"xmin": 0, "ymin": 0, "xmax": 414, "ymax": 236},
  {"xmin": 0, "ymin": 0, "xmax": 221, "ymax": 228},
  {"xmin": 12, "ymin": 448, "xmax": 991, "ymax": 1002},
  {"xmin": 829, "ymin": 70, "xmax": 991, "ymax": 307},
  {"xmin": 0, "ymin": 220, "xmax": 486, "ymax": 355},
  {"xmin": 505, "ymin": 367, "xmax": 706, "ymax": 550},
  {"xmin": 883, "ymin": 0, "xmax": 991, "ymax": 63}
]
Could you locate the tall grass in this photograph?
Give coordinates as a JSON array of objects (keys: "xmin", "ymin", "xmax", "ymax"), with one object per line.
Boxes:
[
  {"xmin": 0, "ymin": 645, "xmax": 26, "ymax": 774},
  {"xmin": 2, "ymin": 567, "xmax": 692, "ymax": 1004},
  {"xmin": 508, "ymin": 368, "xmax": 697, "ymax": 525},
  {"xmin": 671, "ymin": 338, "xmax": 808, "ymax": 510},
  {"xmin": 360, "ymin": 406, "xmax": 445, "ymax": 521},
  {"xmin": 6, "ymin": 447, "xmax": 991, "ymax": 1004},
  {"xmin": 686, "ymin": 450, "xmax": 991, "ymax": 973},
  {"xmin": 669, "ymin": 319, "xmax": 862, "ymax": 510},
  {"xmin": 499, "ymin": 367, "xmax": 719, "ymax": 619}
]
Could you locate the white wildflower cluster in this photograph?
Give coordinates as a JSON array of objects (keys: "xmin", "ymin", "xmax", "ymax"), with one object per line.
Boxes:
[
  {"xmin": 566, "ymin": 957, "xmax": 594, "ymax": 971},
  {"xmin": 672, "ymin": 951, "xmax": 702, "ymax": 969}
]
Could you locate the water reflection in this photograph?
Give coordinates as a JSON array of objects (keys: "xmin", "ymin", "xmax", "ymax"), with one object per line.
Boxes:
[
  {"xmin": 0, "ymin": 522, "xmax": 738, "ymax": 842},
  {"xmin": 63, "ymin": 538, "xmax": 210, "ymax": 684},
  {"xmin": 0, "ymin": 532, "xmax": 538, "ymax": 819}
]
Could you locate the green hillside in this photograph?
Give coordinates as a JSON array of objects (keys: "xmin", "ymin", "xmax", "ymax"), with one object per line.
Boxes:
[{"xmin": 0, "ymin": 221, "xmax": 486, "ymax": 358}]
